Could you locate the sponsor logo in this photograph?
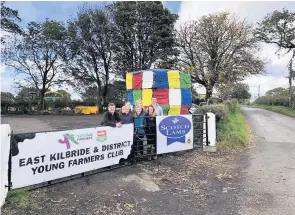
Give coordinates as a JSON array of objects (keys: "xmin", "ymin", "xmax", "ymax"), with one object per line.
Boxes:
[
  {"xmin": 58, "ymin": 133, "xmax": 79, "ymax": 150},
  {"xmin": 77, "ymin": 133, "xmax": 93, "ymax": 141},
  {"xmin": 158, "ymin": 116, "xmax": 192, "ymax": 146},
  {"xmin": 58, "ymin": 132, "xmax": 93, "ymax": 150},
  {"xmin": 96, "ymin": 130, "xmax": 107, "ymax": 142}
]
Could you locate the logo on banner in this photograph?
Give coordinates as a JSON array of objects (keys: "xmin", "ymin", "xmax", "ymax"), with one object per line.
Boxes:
[
  {"xmin": 158, "ymin": 116, "xmax": 192, "ymax": 146},
  {"xmin": 58, "ymin": 133, "xmax": 79, "ymax": 150},
  {"xmin": 77, "ymin": 133, "xmax": 93, "ymax": 141},
  {"xmin": 96, "ymin": 130, "xmax": 107, "ymax": 142}
]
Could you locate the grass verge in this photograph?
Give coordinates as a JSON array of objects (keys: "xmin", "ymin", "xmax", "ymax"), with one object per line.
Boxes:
[
  {"xmin": 251, "ymin": 105, "xmax": 295, "ymax": 118},
  {"xmin": 217, "ymin": 105, "xmax": 249, "ymax": 151},
  {"xmin": 5, "ymin": 190, "xmax": 30, "ymax": 208}
]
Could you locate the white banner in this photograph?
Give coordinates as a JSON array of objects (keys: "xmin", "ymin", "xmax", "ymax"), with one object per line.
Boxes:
[
  {"xmin": 11, "ymin": 124, "xmax": 134, "ymax": 189},
  {"xmin": 156, "ymin": 115, "xmax": 193, "ymax": 154}
]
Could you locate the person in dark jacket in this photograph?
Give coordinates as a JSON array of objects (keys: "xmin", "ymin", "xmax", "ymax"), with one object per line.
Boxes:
[
  {"xmin": 120, "ymin": 105, "xmax": 133, "ymax": 124},
  {"xmin": 133, "ymin": 105, "xmax": 146, "ymax": 156},
  {"xmin": 145, "ymin": 106, "xmax": 157, "ymax": 155},
  {"xmin": 101, "ymin": 103, "xmax": 122, "ymax": 128}
]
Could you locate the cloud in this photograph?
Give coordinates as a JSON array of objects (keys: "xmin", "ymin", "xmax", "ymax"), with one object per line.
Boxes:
[
  {"xmin": 243, "ymin": 75, "xmax": 294, "ymax": 101},
  {"xmin": 177, "ymin": 1, "xmax": 295, "ymax": 98}
]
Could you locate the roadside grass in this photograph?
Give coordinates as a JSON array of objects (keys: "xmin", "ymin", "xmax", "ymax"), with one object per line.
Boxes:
[
  {"xmin": 251, "ymin": 105, "xmax": 295, "ymax": 118},
  {"xmin": 217, "ymin": 105, "xmax": 249, "ymax": 151},
  {"xmin": 4, "ymin": 189, "xmax": 40, "ymax": 209}
]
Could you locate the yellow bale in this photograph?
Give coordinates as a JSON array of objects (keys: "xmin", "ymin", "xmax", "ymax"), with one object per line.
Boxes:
[
  {"xmin": 168, "ymin": 70, "xmax": 180, "ymax": 88},
  {"xmin": 168, "ymin": 105, "xmax": 181, "ymax": 115},
  {"xmin": 126, "ymin": 73, "xmax": 133, "ymax": 89},
  {"xmin": 142, "ymin": 89, "xmax": 153, "ymax": 106}
]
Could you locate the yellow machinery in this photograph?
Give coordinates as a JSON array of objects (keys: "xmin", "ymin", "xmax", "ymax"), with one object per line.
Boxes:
[{"xmin": 74, "ymin": 106, "xmax": 99, "ymax": 115}]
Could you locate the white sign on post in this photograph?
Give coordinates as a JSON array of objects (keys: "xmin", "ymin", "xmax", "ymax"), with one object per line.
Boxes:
[
  {"xmin": 11, "ymin": 124, "xmax": 134, "ymax": 189},
  {"xmin": 156, "ymin": 115, "xmax": 193, "ymax": 154}
]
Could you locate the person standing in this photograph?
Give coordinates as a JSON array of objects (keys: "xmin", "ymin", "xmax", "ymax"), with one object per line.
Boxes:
[
  {"xmin": 151, "ymin": 98, "xmax": 163, "ymax": 116},
  {"xmin": 135, "ymin": 99, "xmax": 144, "ymax": 112},
  {"xmin": 125, "ymin": 101, "xmax": 133, "ymax": 112},
  {"xmin": 101, "ymin": 103, "xmax": 122, "ymax": 128},
  {"xmin": 120, "ymin": 105, "xmax": 133, "ymax": 124},
  {"xmin": 145, "ymin": 106, "xmax": 157, "ymax": 158},
  {"xmin": 133, "ymin": 105, "xmax": 146, "ymax": 156}
]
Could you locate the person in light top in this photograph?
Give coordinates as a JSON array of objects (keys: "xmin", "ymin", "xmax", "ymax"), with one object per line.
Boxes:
[
  {"xmin": 125, "ymin": 101, "xmax": 133, "ymax": 112},
  {"xmin": 151, "ymin": 97, "xmax": 163, "ymax": 116}
]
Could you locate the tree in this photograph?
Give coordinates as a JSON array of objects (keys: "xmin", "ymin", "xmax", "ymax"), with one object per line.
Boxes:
[
  {"xmin": 56, "ymin": 89, "xmax": 71, "ymax": 107},
  {"xmin": 111, "ymin": 1, "xmax": 179, "ymax": 78},
  {"xmin": 1, "ymin": 92, "xmax": 15, "ymax": 113},
  {"xmin": 105, "ymin": 80, "xmax": 126, "ymax": 106},
  {"xmin": 255, "ymin": 9, "xmax": 295, "ymax": 108},
  {"xmin": 254, "ymin": 9, "xmax": 295, "ymax": 52},
  {"xmin": 2, "ymin": 19, "xmax": 67, "ymax": 110},
  {"xmin": 177, "ymin": 12, "xmax": 265, "ymax": 101},
  {"xmin": 64, "ymin": 4, "xmax": 113, "ymax": 107},
  {"xmin": 218, "ymin": 82, "xmax": 251, "ymax": 101},
  {"xmin": 57, "ymin": 89, "xmax": 71, "ymax": 101},
  {"xmin": 79, "ymin": 86, "xmax": 99, "ymax": 106},
  {"xmin": 0, "ymin": 1, "xmax": 22, "ymax": 43}
]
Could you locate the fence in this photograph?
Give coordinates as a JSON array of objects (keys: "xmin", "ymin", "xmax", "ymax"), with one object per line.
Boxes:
[{"xmin": 1, "ymin": 113, "xmax": 215, "ymax": 207}]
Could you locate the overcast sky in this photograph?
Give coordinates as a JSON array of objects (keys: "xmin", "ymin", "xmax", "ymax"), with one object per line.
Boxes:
[{"xmin": 1, "ymin": 1, "xmax": 295, "ymax": 100}]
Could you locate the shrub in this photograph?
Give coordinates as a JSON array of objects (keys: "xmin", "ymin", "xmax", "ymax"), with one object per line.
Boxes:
[
  {"xmin": 224, "ymin": 99, "xmax": 239, "ymax": 113},
  {"xmin": 196, "ymin": 99, "xmax": 239, "ymax": 122},
  {"xmin": 197, "ymin": 104, "xmax": 229, "ymax": 122}
]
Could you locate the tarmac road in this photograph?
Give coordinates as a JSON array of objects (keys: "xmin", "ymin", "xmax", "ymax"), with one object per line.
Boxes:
[{"xmin": 240, "ymin": 107, "xmax": 295, "ymax": 215}]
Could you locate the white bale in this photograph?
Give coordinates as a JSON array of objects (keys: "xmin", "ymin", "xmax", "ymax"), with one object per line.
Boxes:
[
  {"xmin": 169, "ymin": 89, "xmax": 181, "ymax": 105},
  {"xmin": 142, "ymin": 70, "xmax": 154, "ymax": 89}
]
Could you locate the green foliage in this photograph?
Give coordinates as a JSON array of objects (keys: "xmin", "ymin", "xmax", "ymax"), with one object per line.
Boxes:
[
  {"xmin": 218, "ymin": 82, "xmax": 251, "ymax": 101},
  {"xmin": 217, "ymin": 104, "xmax": 248, "ymax": 151},
  {"xmin": 1, "ymin": 92, "xmax": 15, "ymax": 104},
  {"xmin": 0, "ymin": 1, "xmax": 22, "ymax": 43},
  {"xmin": 65, "ymin": 4, "xmax": 113, "ymax": 106},
  {"xmin": 177, "ymin": 12, "xmax": 265, "ymax": 101},
  {"xmin": 197, "ymin": 99, "xmax": 239, "ymax": 121},
  {"xmin": 105, "ymin": 81, "xmax": 126, "ymax": 104},
  {"xmin": 2, "ymin": 19, "xmax": 67, "ymax": 110},
  {"xmin": 198, "ymin": 104, "xmax": 229, "ymax": 122},
  {"xmin": 196, "ymin": 99, "xmax": 248, "ymax": 151},
  {"xmin": 253, "ymin": 87, "xmax": 294, "ymax": 107},
  {"xmin": 111, "ymin": 1, "xmax": 179, "ymax": 78},
  {"xmin": 224, "ymin": 99, "xmax": 239, "ymax": 113},
  {"xmin": 252, "ymin": 105, "xmax": 295, "ymax": 118},
  {"xmin": 5, "ymin": 190, "xmax": 30, "ymax": 208},
  {"xmin": 254, "ymin": 8, "xmax": 295, "ymax": 51}
]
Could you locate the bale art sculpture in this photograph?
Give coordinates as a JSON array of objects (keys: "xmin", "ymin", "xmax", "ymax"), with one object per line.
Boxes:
[{"xmin": 126, "ymin": 69, "xmax": 192, "ymax": 115}]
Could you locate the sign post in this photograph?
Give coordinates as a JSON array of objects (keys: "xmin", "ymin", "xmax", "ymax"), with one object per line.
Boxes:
[{"xmin": 156, "ymin": 115, "xmax": 193, "ymax": 154}]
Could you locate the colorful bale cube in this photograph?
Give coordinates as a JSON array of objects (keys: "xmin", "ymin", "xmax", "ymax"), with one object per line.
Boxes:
[
  {"xmin": 153, "ymin": 88, "xmax": 169, "ymax": 106},
  {"xmin": 133, "ymin": 73, "xmax": 143, "ymax": 89}
]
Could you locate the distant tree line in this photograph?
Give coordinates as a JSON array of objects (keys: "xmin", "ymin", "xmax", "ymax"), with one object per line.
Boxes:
[
  {"xmin": 1, "ymin": 1, "xmax": 294, "ymax": 111},
  {"xmin": 253, "ymin": 87, "xmax": 295, "ymax": 108}
]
